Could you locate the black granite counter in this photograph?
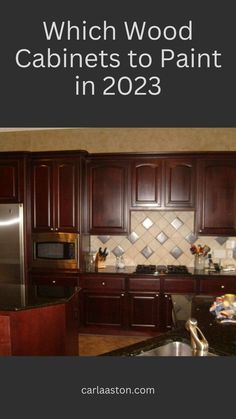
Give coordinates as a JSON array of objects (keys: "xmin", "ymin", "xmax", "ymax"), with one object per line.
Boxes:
[
  {"xmin": 102, "ymin": 294, "xmax": 236, "ymax": 356},
  {"xmin": 83, "ymin": 265, "xmax": 236, "ymax": 277},
  {"xmin": 0, "ymin": 283, "xmax": 78, "ymax": 311}
]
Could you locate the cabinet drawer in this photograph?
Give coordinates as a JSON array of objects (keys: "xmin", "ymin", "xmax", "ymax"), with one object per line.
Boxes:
[
  {"xmin": 199, "ymin": 278, "xmax": 236, "ymax": 294},
  {"xmin": 79, "ymin": 276, "xmax": 125, "ymax": 290},
  {"xmin": 31, "ymin": 276, "xmax": 78, "ymax": 287},
  {"xmin": 164, "ymin": 278, "xmax": 196, "ymax": 293},
  {"xmin": 128, "ymin": 278, "xmax": 160, "ymax": 291}
]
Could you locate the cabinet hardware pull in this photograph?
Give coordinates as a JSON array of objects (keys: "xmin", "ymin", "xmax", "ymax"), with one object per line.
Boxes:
[
  {"xmin": 50, "ymin": 228, "xmax": 54, "ymax": 231},
  {"xmin": 52, "ymin": 280, "xmax": 56, "ymax": 284},
  {"xmin": 121, "ymin": 293, "xmax": 124, "ymax": 297},
  {"xmin": 221, "ymin": 285, "xmax": 225, "ymax": 289},
  {"xmin": 55, "ymin": 228, "xmax": 58, "ymax": 231},
  {"xmin": 101, "ymin": 281, "xmax": 106, "ymax": 286}
]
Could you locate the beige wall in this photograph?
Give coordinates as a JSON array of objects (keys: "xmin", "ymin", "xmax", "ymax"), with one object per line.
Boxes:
[{"xmin": 0, "ymin": 128, "xmax": 235, "ymax": 152}]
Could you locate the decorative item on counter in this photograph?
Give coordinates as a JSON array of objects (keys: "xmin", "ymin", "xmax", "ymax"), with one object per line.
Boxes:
[
  {"xmin": 116, "ymin": 256, "xmax": 125, "ymax": 270},
  {"xmin": 190, "ymin": 244, "xmax": 211, "ymax": 271},
  {"xmin": 209, "ymin": 294, "xmax": 236, "ymax": 323},
  {"xmin": 95, "ymin": 247, "xmax": 109, "ymax": 269},
  {"xmin": 85, "ymin": 252, "xmax": 96, "ymax": 272}
]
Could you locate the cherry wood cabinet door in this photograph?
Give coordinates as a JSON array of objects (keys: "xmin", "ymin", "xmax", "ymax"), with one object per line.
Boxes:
[
  {"xmin": 31, "ymin": 160, "xmax": 54, "ymax": 231},
  {"xmin": 31, "ymin": 159, "xmax": 79, "ymax": 232},
  {"xmin": 128, "ymin": 292, "xmax": 161, "ymax": 330},
  {"xmin": 88, "ymin": 160, "xmax": 129, "ymax": 234},
  {"xmin": 0, "ymin": 158, "xmax": 24, "ymax": 203},
  {"xmin": 197, "ymin": 159, "xmax": 236, "ymax": 235},
  {"xmin": 131, "ymin": 160, "xmax": 162, "ymax": 207},
  {"xmin": 82, "ymin": 291, "xmax": 126, "ymax": 328},
  {"xmin": 55, "ymin": 160, "xmax": 79, "ymax": 232},
  {"xmin": 161, "ymin": 293, "xmax": 173, "ymax": 331},
  {"xmin": 164, "ymin": 158, "xmax": 196, "ymax": 208}
]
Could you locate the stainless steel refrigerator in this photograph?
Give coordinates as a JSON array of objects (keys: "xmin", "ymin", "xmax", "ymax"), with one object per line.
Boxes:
[{"xmin": 0, "ymin": 203, "xmax": 25, "ymax": 285}]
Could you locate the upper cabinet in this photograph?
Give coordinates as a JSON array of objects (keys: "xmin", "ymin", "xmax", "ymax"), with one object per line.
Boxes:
[
  {"xmin": 131, "ymin": 157, "xmax": 195, "ymax": 209},
  {"xmin": 131, "ymin": 159, "xmax": 162, "ymax": 207},
  {"xmin": 164, "ymin": 158, "xmax": 195, "ymax": 208},
  {"xmin": 31, "ymin": 157, "xmax": 80, "ymax": 232},
  {"xmin": 0, "ymin": 156, "xmax": 25, "ymax": 203},
  {"xmin": 196, "ymin": 158, "xmax": 236, "ymax": 236},
  {"xmin": 88, "ymin": 159, "xmax": 129, "ymax": 234}
]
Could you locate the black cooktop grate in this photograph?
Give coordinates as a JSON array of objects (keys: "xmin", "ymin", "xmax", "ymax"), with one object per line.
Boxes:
[{"xmin": 135, "ymin": 265, "xmax": 189, "ymax": 274}]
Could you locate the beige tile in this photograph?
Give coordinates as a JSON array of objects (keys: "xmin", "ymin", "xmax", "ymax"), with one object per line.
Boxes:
[{"xmin": 163, "ymin": 212, "xmax": 177, "ymax": 222}]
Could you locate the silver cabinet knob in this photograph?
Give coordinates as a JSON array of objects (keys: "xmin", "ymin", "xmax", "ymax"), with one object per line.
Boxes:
[
  {"xmin": 221, "ymin": 285, "xmax": 225, "ymax": 289},
  {"xmin": 101, "ymin": 281, "xmax": 106, "ymax": 286}
]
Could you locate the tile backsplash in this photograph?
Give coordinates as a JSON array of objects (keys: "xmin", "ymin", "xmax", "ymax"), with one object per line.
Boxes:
[{"xmin": 90, "ymin": 211, "xmax": 236, "ymax": 268}]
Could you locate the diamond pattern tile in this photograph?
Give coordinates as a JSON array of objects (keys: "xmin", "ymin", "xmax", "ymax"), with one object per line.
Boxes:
[
  {"xmin": 97, "ymin": 235, "xmax": 111, "ymax": 244},
  {"xmin": 112, "ymin": 246, "xmax": 125, "ymax": 257},
  {"xmin": 185, "ymin": 232, "xmax": 198, "ymax": 244},
  {"xmin": 215, "ymin": 237, "xmax": 228, "ymax": 245},
  {"xmin": 127, "ymin": 232, "xmax": 139, "ymax": 244},
  {"xmin": 141, "ymin": 246, "xmax": 154, "ymax": 259},
  {"xmin": 142, "ymin": 217, "xmax": 153, "ymax": 230},
  {"xmin": 90, "ymin": 211, "xmax": 236, "ymax": 268},
  {"xmin": 171, "ymin": 217, "xmax": 184, "ymax": 230},
  {"xmin": 170, "ymin": 246, "xmax": 183, "ymax": 259},
  {"xmin": 156, "ymin": 231, "xmax": 168, "ymax": 244}
]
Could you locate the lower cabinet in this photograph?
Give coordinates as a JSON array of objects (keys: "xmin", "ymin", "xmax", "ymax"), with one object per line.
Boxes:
[
  {"xmin": 127, "ymin": 292, "xmax": 161, "ymax": 331},
  {"xmin": 79, "ymin": 275, "xmax": 126, "ymax": 331},
  {"xmin": 81, "ymin": 292, "xmax": 126, "ymax": 328}
]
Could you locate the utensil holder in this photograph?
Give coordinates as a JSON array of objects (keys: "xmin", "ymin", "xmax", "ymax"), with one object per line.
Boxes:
[{"xmin": 194, "ymin": 255, "xmax": 205, "ymax": 271}]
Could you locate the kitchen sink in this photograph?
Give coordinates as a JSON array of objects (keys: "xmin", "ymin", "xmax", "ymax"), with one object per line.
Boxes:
[{"xmin": 137, "ymin": 340, "xmax": 218, "ymax": 357}]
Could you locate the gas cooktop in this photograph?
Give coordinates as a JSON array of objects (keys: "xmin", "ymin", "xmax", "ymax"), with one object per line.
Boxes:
[{"xmin": 135, "ymin": 265, "xmax": 189, "ymax": 275}]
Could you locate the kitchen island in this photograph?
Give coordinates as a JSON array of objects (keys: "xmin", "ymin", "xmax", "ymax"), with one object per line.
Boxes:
[
  {"xmin": 0, "ymin": 284, "xmax": 79, "ymax": 356},
  {"xmin": 101, "ymin": 294, "xmax": 236, "ymax": 356}
]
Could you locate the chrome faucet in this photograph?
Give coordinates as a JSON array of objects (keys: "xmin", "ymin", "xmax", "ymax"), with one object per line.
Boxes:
[{"xmin": 185, "ymin": 318, "xmax": 209, "ymax": 356}]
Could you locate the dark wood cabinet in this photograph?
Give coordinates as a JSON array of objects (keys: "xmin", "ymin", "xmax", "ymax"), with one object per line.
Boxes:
[
  {"xmin": 31, "ymin": 158, "xmax": 79, "ymax": 232},
  {"xmin": 164, "ymin": 158, "xmax": 195, "ymax": 208},
  {"xmin": 131, "ymin": 159, "xmax": 162, "ymax": 207},
  {"xmin": 131, "ymin": 157, "xmax": 195, "ymax": 209},
  {"xmin": 128, "ymin": 292, "xmax": 161, "ymax": 330},
  {"xmin": 79, "ymin": 275, "xmax": 126, "ymax": 330},
  {"xmin": 88, "ymin": 160, "xmax": 129, "ymax": 234},
  {"xmin": 127, "ymin": 277, "xmax": 161, "ymax": 331},
  {"xmin": 196, "ymin": 159, "xmax": 236, "ymax": 235},
  {"xmin": 199, "ymin": 276, "xmax": 236, "ymax": 294},
  {"xmin": 161, "ymin": 293, "xmax": 173, "ymax": 331},
  {"xmin": 0, "ymin": 156, "xmax": 25, "ymax": 203}
]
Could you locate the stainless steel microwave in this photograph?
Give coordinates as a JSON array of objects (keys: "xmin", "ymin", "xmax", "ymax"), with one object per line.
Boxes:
[{"xmin": 32, "ymin": 232, "xmax": 79, "ymax": 269}]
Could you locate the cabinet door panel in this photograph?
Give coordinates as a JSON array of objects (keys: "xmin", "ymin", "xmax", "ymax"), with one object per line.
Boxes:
[
  {"xmin": 197, "ymin": 160, "xmax": 236, "ymax": 235},
  {"xmin": 0, "ymin": 160, "xmax": 22, "ymax": 202},
  {"xmin": 165, "ymin": 159, "xmax": 195, "ymax": 208},
  {"xmin": 83, "ymin": 292, "xmax": 125, "ymax": 327},
  {"xmin": 128, "ymin": 292, "xmax": 160, "ymax": 329},
  {"xmin": 132, "ymin": 161, "xmax": 162, "ymax": 207},
  {"xmin": 56, "ymin": 161, "xmax": 79, "ymax": 231},
  {"xmin": 89, "ymin": 162, "xmax": 128, "ymax": 234},
  {"xmin": 31, "ymin": 161, "xmax": 54, "ymax": 231}
]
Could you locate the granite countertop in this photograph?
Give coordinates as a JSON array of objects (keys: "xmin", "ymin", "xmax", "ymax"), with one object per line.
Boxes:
[
  {"xmin": 83, "ymin": 265, "xmax": 236, "ymax": 277},
  {"xmin": 0, "ymin": 284, "xmax": 78, "ymax": 311},
  {"xmin": 101, "ymin": 294, "xmax": 236, "ymax": 356}
]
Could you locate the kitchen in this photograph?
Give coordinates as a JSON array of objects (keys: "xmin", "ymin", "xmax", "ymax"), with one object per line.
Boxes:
[{"xmin": 0, "ymin": 127, "xmax": 236, "ymax": 356}]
